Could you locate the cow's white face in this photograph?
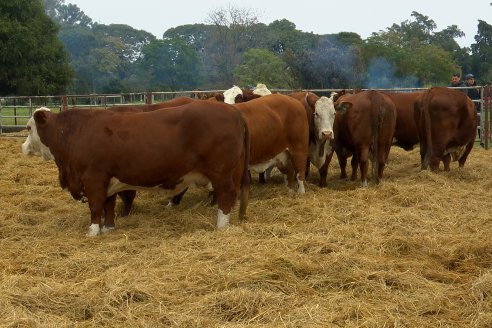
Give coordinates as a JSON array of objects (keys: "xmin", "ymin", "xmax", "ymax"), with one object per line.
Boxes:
[
  {"xmin": 253, "ymin": 83, "xmax": 272, "ymax": 96},
  {"xmin": 223, "ymin": 85, "xmax": 243, "ymax": 104},
  {"xmin": 21, "ymin": 107, "xmax": 54, "ymax": 160},
  {"xmin": 314, "ymin": 94, "xmax": 336, "ymax": 142}
]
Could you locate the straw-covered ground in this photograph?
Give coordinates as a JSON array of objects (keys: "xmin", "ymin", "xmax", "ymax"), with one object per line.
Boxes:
[{"xmin": 1, "ymin": 135, "xmax": 491, "ymax": 327}]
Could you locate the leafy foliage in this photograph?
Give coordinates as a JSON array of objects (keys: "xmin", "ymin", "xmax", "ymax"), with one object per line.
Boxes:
[
  {"xmin": 233, "ymin": 49, "xmax": 293, "ymax": 88},
  {"xmin": 2, "ymin": 2, "xmax": 491, "ymax": 95},
  {"xmin": 0, "ymin": 0, "xmax": 73, "ymax": 95}
]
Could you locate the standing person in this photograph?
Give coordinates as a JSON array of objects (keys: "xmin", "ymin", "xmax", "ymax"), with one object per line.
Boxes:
[
  {"xmin": 464, "ymin": 73, "xmax": 483, "ymax": 145},
  {"xmin": 448, "ymin": 73, "xmax": 465, "ymax": 88}
]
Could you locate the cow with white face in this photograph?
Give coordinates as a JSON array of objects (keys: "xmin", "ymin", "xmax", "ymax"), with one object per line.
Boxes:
[
  {"xmin": 21, "ymin": 107, "xmax": 54, "ymax": 161},
  {"xmin": 288, "ymin": 92, "xmax": 337, "ymax": 187},
  {"xmin": 253, "ymin": 83, "xmax": 272, "ymax": 96},
  {"xmin": 223, "ymin": 85, "xmax": 244, "ymax": 104}
]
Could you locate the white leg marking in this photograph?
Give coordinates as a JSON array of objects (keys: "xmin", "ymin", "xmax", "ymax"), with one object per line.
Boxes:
[
  {"xmin": 166, "ymin": 200, "xmax": 176, "ymax": 208},
  {"xmin": 101, "ymin": 226, "xmax": 115, "ymax": 233},
  {"xmin": 361, "ymin": 180, "xmax": 368, "ymax": 188},
  {"xmin": 297, "ymin": 178, "xmax": 305, "ymax": 194},
  {"xmin": 216, "ymin": 209, "xmax": 230, "ymax": 229},
  {"xmin": 86, "ymin": 224, "xmax": 101, "ymax": 237}
]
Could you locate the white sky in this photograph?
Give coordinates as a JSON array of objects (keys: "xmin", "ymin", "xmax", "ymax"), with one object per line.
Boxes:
[{"xmin": 66, "ymin": 0, "xmax": 491, "ymax": 48}]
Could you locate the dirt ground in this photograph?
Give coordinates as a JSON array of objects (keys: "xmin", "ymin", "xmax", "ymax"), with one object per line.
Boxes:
[{"xmin": 1, "ymin": 135, "xmax": 491, "ymax": 327}]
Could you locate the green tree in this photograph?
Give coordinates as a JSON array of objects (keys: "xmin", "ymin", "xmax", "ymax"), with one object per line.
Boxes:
[
  {"xmin": 363, "ymin": 12, "xmax": 460, "ymax": 87},
  {"xmin": 43, "ymin": 0, "xmax": 92, "ymax": 27},
  {"xmin": 137, "ymin": 38, "xmax": 201, "ymax": 91},
  {"xmin": 0, "ymin": 0, "xmax": 73, "ymax": 95},
  {"xmin": 233, "ymin": 48, "xmax": 293, "ymax": 88},
  {"xmin": 471, "ymin": 20, "xmax": 492, "ymax": 83}
]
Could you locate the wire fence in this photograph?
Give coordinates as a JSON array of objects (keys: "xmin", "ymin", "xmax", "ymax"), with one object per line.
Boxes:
[{"xmin": 1, "ymin": 86, "xmax": 490, "ymax": 149}]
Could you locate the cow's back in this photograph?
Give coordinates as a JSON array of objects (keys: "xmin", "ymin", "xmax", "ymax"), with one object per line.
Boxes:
[{"xmin": 107, "ymin": 97, "xmax": 196, "ymax": 113}]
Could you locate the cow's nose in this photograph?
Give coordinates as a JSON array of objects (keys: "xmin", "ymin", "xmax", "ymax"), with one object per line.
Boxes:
[{"xmin": 322, "ymin": 131, "xmax": 333, "ymax": 140}]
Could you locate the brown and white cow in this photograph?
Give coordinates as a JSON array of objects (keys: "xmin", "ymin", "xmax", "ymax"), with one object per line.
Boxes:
[
  {"xmin": 333, "ymin": 90, "xmax": 397, "ymax": 187},
  {"xmin": 22, "ymin": 102, "xmax": 250, "ymax": 236},
  {"xmin": 382, "ymin": 91, "xmax": 423, "ymax": 151},
  {"xmin": 288, "ymin": 91, "xmax": 336, "ymax": 187},
  {"xmin": 413, "ymin": 86, "xmax": 477, "ymax": 171},
  {"xmin": 234, "ymin": 94, "xmax": 309, "ymax": 192}
]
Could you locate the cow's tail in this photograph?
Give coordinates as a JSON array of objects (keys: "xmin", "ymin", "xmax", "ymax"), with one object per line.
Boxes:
[
  {"xmin": 238, "ymin": 112, "xmax": 250, "ymax": 220},
  {"xmin": 422, "ymin": 89, "xmax": 433, "ymax": 169},
  {"xmin": 369, "ymin": 90, "xmax": 382, "ymax": 184}
]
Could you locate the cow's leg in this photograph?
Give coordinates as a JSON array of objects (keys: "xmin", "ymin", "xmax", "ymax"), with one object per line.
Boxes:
[
  {"xmin": 289, "ymin": 151, "xmax": 307, "ymax": 194},
  {"xmin": 350, "ymin": 155, "xmax": 359, "ymax": 181},
  {"xmin": 430, "ymin": 144, "xmax": 445, "ymax": 172},
  {"xmin": 258, "ymin": 172, "xmax": 266, "ymax": 184},
  {"xmin": 338, "ymin": 151, "xmax": 348, "ymax": 179},
  {"xmin": 102, "ymin": 194, "xmax": 117, "ymax": 233},
  {"xmin": 211, "ymin": 177, "xmax": 239, "ymax": 229},
  {"xmin": 86, "ymin": 194, "xmax": 106, "ymax": 237},
  {"xmin": 442, "ymin": 153, "xmax": 451, "ymax": 172},
  {"xmin": 259, "ymin": 166, "xmax": 274, "ymax": 184},
  {"xmin": 118, "ymin": 190, "xmax": 136, "ymax": 217},
  {"xmin": 419, "ymin": 141, "xmax": 428, "ymax": 170},
  {"xmin": 458, "ymin": 139, "xmax": 475, "ymax": 168},
  {"xmin": 82, "ymin": 174, "xmax": 110, "ymax": 237},
  {"xmin": 305, "ymin": 159, "xmax": 311, "ymax": 178},
  {"xmin": 277, "ymin": 161, "xmax": 297, "ymax": 192},
  {"xmin": 317, "ymin": 150, "xmax": 334, "ymax": 187},
  {"xmin": 359, "ymin": 148, "xmax": 370, "ymax": 188}
]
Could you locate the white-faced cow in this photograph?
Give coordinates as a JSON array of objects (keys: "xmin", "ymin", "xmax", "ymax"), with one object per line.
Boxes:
[
  {"xmin": 288, "ymin": 92, "xmax": 337, "ymax": 187},
  {"xmin": 22, "ymin": 102, "xmax": 250, "ymax": 236},
  {"xmin": 413, "ymin": 86, "xmax": 477, "ymax": 171},
  {"xmin": 333, "ymin": 90, "xmax": 397, "ymax": 187}
]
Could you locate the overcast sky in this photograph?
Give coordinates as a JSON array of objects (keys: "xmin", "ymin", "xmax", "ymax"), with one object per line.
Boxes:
[{"xmin": 66, "ymin": 0, "xmax": 491, "ymax": 48}]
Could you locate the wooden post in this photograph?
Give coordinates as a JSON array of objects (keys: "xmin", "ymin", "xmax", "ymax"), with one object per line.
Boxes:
[
  {"xmin": 483, "ymin": 85, "xmax": 491, "ymax": 150},
  {"xmin": 61, "ymin": 96, "xmax": 68, "ymax": 111},
  {"xmin": 145, "ymin": 92, "xmax": 153, "ymax": 104}
]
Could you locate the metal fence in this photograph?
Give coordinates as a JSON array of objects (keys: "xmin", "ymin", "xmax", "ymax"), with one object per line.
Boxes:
[{"xmin": 1, "ymin": 86, "xmax": 490, "ymax": 149}]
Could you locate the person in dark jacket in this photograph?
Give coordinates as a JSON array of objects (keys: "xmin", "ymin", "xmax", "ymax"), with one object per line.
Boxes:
[
  {"xmin": 464, "ymin": 73, "xmax": 482, "ymax": 144},
  {"xmin": 448, "ymin": 73, "xmax": 465, "ymax": 88}
]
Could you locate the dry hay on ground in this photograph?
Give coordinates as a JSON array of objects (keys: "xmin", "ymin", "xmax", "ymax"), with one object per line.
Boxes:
[{"xmin": 1, "ymin": 135, "xmax": 491, "ymax": 327}]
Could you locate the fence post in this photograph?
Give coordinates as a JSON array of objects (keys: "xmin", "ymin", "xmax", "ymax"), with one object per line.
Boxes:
[
  {"xmin": 145, "ymin": 92, "xmax": 153, "ymax": 104},
  {"xmin": 61, "ymin": 96, "xmax": 68, "ymax": 111},
  {"xmin": 483, "ymin": 85, "xmax": 491, "ymax": 150}
]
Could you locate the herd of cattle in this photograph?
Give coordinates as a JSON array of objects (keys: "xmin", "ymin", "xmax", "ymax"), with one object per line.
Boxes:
[{"xmin": 21, "ymin": 84, "xmax": 478, "ymax": 236}]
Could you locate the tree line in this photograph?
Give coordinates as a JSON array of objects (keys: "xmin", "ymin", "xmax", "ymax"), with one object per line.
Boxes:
[{"xmin": 1, "ymin": 0, "xmax": 491, "ymax": 96}]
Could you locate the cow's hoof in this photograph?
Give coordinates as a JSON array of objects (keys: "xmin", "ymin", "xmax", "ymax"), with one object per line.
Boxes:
[
  {"xmin": 86, "ymin": 224, "xmax": 101, "ymax": 237},
  {"xmin": 101, "ymin": 226, "xmax": 115, "ymax": 233},
  {"xmin": 216, "ymin": 210, "xmax": 230, "ymax": 229}
]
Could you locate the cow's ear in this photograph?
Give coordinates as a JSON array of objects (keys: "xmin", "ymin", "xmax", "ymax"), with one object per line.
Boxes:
[
  {"xmin": 305, "ymin": 92, "xmax": 317, "ymax": 108},
  {"xmin": 336, "ymin": 101, "xmax": 352, "ymax": 113},
  {"xmin": 33, "ymin": 110, "xmax": 50, "ymax": 126}
]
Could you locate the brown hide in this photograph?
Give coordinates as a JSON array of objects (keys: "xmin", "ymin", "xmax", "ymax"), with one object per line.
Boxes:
[
  {"xmin": 414, "ymin": 87, "xmax": 477, "ymax": 171},
  {"xmin": 334, "ymin": 90, "xmax": 396, "ymax": 186},
  {"xmin": 233, "ymin": 94, "xmax": 309, "ymax": 188},
  {"xmin": 382, "ymin": 91, "xmax": 423, "ymax": 150},
  {"xmin": 32, "ymin": 102, "xmax": 250, "ymax": 232},
  {"xmin": 107, "ymin": 97, "xmax": 196, "ymax": 112}
]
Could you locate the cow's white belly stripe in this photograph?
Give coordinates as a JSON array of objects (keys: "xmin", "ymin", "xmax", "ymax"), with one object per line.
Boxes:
[
  {"xmin": 249, "ymin": 150, "xmax": 289, "ymax": 174},
  {"xmin": 106, "ymin": 172, "xmax": 210, "ymax": 197}
]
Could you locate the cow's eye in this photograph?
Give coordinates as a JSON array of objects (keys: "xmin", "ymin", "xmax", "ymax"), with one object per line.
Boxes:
[{"xmin": 26, "ymin": 125, "xmax": 31, "ymax": 131}]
